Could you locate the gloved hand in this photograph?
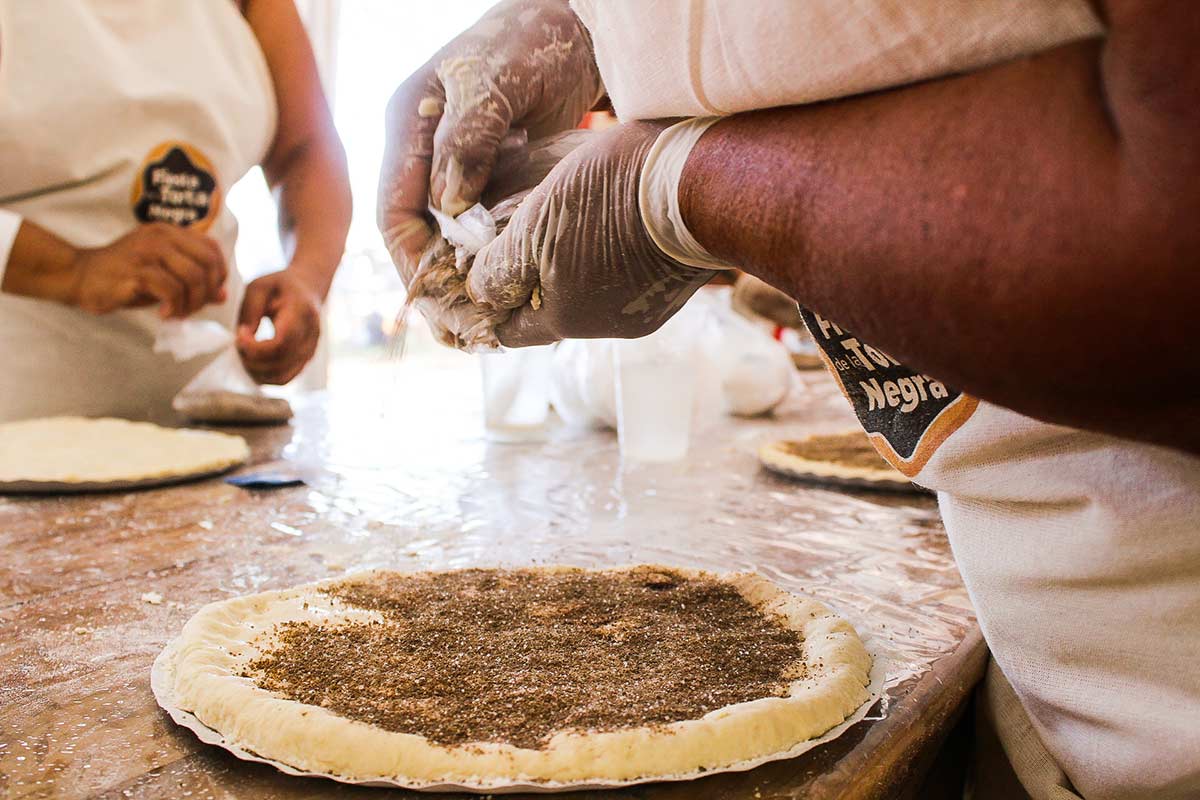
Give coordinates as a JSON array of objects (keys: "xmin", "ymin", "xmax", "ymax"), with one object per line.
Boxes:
[
  {"xmin": 377, "ymin": 0, "xmax": 603, "ymax": 284},
  {"xmin": 466, "ymin": 121, "xmax": 730, "ymax": 346},
  {"xmin": 404, "ymin": 129, "xmax": 596, "ymax": 351}
]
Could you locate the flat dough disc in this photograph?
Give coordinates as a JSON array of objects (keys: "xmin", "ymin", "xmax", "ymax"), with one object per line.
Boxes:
[
  {"xmin": 0, "ymin": 416, "xmax": 249, "ymax": 493},
  {"xmin": 790, "ymin": 352, "xmax": 827, "ymax": 371},
  {"xmin": 173, "ymin": 391, "xmax": 293, "ymax": 425},
  {"xmin": 759, "ymin": 430, "xmax": 920, "ymax": 493},
  {"xmin": 155, "ymin": 566, "xmax": 873, "ymax": 790}
]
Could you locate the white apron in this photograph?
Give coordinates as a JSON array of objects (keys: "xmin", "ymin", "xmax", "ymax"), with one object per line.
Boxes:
[
  {"xmin": 799, "ymin": 311, "xmax": 1200, "ymax": 800},
  {"xmin": 572, "ymin": 3, "xmax": 1200, "ymax": 798},
  {"xmin": 0, "ymin": 0, "xmax": 277, "ymax": 422}
]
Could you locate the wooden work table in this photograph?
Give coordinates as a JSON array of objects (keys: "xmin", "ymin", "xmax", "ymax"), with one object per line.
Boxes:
[{"xmin": 0, "ymin": 362, "xmax": 986, "ymax": 799}]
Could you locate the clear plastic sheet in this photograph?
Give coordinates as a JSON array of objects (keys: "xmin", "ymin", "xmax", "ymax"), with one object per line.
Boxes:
[
  {"xmin": 0, "ymin": 362, "xmax": 976, "ymax": 799},
  {"xmin": 280, "ymin": 362, "xmax": 974, "ymax": 701}
]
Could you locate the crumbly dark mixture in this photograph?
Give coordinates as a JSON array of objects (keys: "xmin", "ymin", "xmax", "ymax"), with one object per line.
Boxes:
[
  {"xmin": 242, "ymin": 567, "xmax": 805, "ymax": 750},
  {"xmin": 781, "ymin": 432, "xmax": 891, "ymax": 470}
]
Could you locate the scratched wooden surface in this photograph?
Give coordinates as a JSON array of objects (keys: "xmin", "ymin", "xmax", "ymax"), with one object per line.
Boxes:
[{"xmin": 0, "ymin": 364, "xmax": 985, "ymax": 800}]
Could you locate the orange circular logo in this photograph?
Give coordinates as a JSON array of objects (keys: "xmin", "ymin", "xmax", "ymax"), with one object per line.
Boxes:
[{"xmin": 130, "ymin": 141, "xmax": 221, "ymax": 232}]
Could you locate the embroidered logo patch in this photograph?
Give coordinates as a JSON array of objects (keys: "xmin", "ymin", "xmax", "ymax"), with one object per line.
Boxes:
[
  {"xmin": 131, "ymin": 142, "xmax": 220, "ymax": 231},
  {"xmin": 801, "ymin": 309, "xmax": 978, "ymax": 477}
]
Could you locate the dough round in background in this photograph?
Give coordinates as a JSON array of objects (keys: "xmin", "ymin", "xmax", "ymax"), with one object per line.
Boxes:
[
  {"xmin": 759, "ymin": 430, "xmax": 919, "ymax": 493},
  {"xmin": 173, "ymin": 391, "xmax": 293, "ymax": 425},
  {"xmin": 0, "ymin": 416, "xmax": 249, "ymax": 490}
]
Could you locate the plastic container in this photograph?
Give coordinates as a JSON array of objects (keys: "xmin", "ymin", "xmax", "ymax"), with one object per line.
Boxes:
[
  {"xmin": 613, "ymin": 308, "xmax": 705, "ymax": 462},
  {"xmin": 479, "ymin": 346, "xmax": 553, "ymax": 442}
]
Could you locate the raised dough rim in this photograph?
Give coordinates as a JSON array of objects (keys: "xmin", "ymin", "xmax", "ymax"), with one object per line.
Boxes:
[
  {"xmin": 152, "ymin": 643, "xmax": 884, "ymax": 793},
  {"xmin": 152, "ymin": 567, "xmax": 885, "ymax": 792}
]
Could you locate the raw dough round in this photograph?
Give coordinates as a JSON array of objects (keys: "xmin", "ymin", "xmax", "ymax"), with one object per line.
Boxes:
[
  {"xmin": 0, "ymin": 416, "xmax": 249, "ymax": 491},
  {"xmin": 173, "ymin": 391, "xmax": 293, "ymax": 425},
  {"xmin": 155, "ymin": 566, "xmax": 872, "ymax": 789},
  {"xmin": 759, "ymin": 430, "xmax": 919, "ymax": 492}
]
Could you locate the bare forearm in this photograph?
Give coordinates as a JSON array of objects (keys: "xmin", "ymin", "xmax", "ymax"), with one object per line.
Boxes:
[
  {"xmin": 1, "ymin": 220, "xmax": 79, "ymax": 304},
  {"xmin": 246, "ymin": 0, "xmax": 351, "ymax": 302},
  {"xmin": 680, "ymin": 31, "xmax": 1200, "ymax": 451},
  {"xmin": 270, "ymin": 137, "xmax": 351, "ymax": 300}
]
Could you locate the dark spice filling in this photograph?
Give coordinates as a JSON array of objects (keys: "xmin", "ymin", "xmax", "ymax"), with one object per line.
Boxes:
[
  {"xmin": 242, "ymin": 567, "xmax": 805, "ymax": 750},
  {"xmin": 781, "ymin": 431, "xmax": 891, "ymax": 470}
]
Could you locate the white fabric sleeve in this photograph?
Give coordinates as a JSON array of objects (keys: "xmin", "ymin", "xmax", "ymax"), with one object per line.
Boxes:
[
  {"xmin": 571, "ymin": 0, "xmax": 1102, "ymax": 121},
  {"xmin": 0, "ymin": 210, "xmax": 22, "ymax": 287},
  {"xmin": 638, "ymin": 117, "xmax": 732, "ymax": 271}
]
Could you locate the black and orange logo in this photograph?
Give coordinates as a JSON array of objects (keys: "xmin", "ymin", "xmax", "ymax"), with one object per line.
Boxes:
[
  {"xmin": 130, "ymin": 142, "xmax": 220, "ymax": 231},
  {"xmin": 801, "ymin": 309, "xmax": 979, "ymax": 478}
]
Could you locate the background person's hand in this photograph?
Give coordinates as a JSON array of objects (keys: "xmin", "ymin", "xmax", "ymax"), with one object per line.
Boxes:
[
  {"xmin": 467, "ymin": 121, "xmax": 719, "ymax": 347},
  {"xmin": 377, "ymin": 0, "xmax": 603, "ymax": 285},
  {"xmin": 70, "ymin": 223, "xmax": 227, "ymax": 318},
  {"xmin": 236, "ymin": 270, "xmax": 322, "ymax": 385}
]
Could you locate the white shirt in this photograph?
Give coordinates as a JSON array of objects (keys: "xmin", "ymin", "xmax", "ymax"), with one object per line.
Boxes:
[{"xmin": 0, "ymin": 0, "xmax": 277, "ymax": 422}]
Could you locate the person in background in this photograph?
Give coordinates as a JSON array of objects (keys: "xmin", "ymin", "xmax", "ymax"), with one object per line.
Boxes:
[
  {"xmin": 0, "ymin": 0, "xmax": 351, "ymax": 422},
  {"xmin": 379, "ymin": 2, "xmax": 1199, "ymax": 798}
]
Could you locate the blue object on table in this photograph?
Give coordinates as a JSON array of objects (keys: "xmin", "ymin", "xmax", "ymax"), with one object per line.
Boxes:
[{"xmin": 225, "ymin": 471, "xmax": 305, "ymax": 489}]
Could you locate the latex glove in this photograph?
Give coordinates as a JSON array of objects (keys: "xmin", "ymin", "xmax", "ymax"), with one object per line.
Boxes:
[
  {"xmin": 236, "ymin": 270, "xmax": 321, "ymax": 385},
  {"xmin": 404, "ymin": 130, "xmax": 596, "ymax": 351},
  {"xmin": 466, "ymin": 120, "xmax": 733, "ymax": 346},
  {"xmin": 377, "ymin": 0, "xmax": 603, "ymax": 285}
]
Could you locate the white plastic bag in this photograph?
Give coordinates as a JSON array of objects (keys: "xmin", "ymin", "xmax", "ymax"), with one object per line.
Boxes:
[
  {"xmin": 703, "ymin": 288, "xmax": 795, "ymax": 417},
  {"xmin": 153, "ymin": 319, "xmax": 233, "ymax": 362},
  {"xmin": 179, "ymin": 347, "xmax": 261, "ymax": 396},
  {"xmin": 548, "ymin": 289, "xmax": 788, "ymax": 430},
  {"xmin": 153, "ymin": 318, "xmax": 292, "ymax": 424},
  {"xmin": 549, "ymin": 339, "xmax": 618, "ymax": 428}
]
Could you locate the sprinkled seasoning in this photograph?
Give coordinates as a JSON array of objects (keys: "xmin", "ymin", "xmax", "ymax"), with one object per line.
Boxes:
[
  {"xmin": 781, "ymin": 432, "xmax": 889, "ymax": 469},
  {"xmin": 243, "ymin": 567, "xmax": 806, "ymax": 750}
]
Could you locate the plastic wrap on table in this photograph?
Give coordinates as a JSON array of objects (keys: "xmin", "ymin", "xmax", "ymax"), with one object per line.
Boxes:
[
  {"xmin": 272, "ymin": 366, "xmax": 973, "ymax": 705},
  {"xmin": 406, "ymin": 130, "xmax": 595, "ymax": 352},
  {"xmin": 0, "ymin": 365, "xmax": 977, "ymax": 799}
]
